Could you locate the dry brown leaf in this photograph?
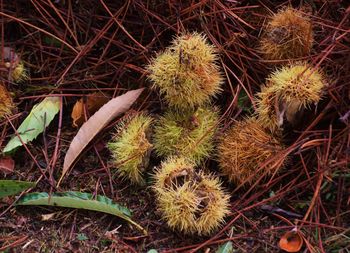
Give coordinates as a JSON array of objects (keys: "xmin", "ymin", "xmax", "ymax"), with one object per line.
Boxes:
[
  {"xmin": 71, "ymin": 93, "xmax": 109, "ymax": 127},
  {"xmin": 0, "ymin": 156, "xmax": 15, "ymax": 174},
  {"xmin": 279, "ymin": 229, "xmax": 303, "ymax": 252},
  {"xmin": 41, "ymin": 212, "xmax": 57, "ymax": 221},
  {"xmin": 58, "ymin": 88, "xmax": 144, "ymax": 186}
]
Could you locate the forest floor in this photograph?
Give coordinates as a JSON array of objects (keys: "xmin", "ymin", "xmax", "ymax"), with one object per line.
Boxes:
[{"xmin": 0, "ymin": 1, "xmax": 349, "ymax": 252}]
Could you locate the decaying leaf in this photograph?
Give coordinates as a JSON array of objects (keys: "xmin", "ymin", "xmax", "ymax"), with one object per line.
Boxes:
[
  {"xmin": 3, "ymin": 97, "xmax": 60, "ymax": 154},
  {"xmin": 279, "ymin": 229, "xmax": 303, "ymax": 252},
  {"xmin": 17, "ymin": 191, "xmax": 147, "ymax": 235},
  {"xmin": 58, "ymin": 88, "xmax": 144, "ymax": 186},
  {"xmin": 71, "ymin": 93, "xmax": 109, "ymax": 127},
  {"xmin": 41, "ymin": 212, "xmax": 59, "ymax": 221},
  {"xmin": 0, "ymin": 156, "xmax": 14, "ymax": 174}
]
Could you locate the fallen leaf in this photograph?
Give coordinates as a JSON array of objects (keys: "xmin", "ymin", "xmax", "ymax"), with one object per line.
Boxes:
[
  {"xmin": 279, "ymin": 228, "xmax": 303, "ymax": 252},
  {"xmin": 216, "ymin": 241, "xmax": 234, "ymax": 253},
  {"xmin": 58, "ymin": 88, "xmax": 144, "ymax": 186},
  {"xmin": 3, "ymin": 97, "xmax": 60, "ymax": 154},
  {"xmin": 0, "ymin": 156, "xmax": 14, "ymax": 174},
  {"xmin": 41, "ymin": 212, "xmax": 57, "ymax": 221},
  {"xmin": 0, "ymin": 180, "xmax": 36, "ymax": 199},
  {"xmin": 71, "ymin": 93, "xmax": 109, "ymax": 127},
  {"xmin": 147, "ymin": 250, "xmax": 158, "ymax": 253},
  {"xmin": 17, "ymin": 191, "xmax": 147, "ymax": 235}
]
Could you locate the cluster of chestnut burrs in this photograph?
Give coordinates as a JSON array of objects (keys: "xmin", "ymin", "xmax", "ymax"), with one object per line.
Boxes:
[{"xmin": 108, "ymin": 7, "xmax": 327, "ymax": 235}]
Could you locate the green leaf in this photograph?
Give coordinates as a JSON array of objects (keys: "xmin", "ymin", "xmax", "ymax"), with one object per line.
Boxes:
[
  {"xmin": 147, "ymin": 250, "xmax": 158, "ymax": 253},
  {"xmin": 237, "ymin": 89, "xmax": 253, "ymax": 113},
  {"xmin": 216, "ymin": 241, "xmax": 234, "ymax": 253},
  {"xmin": 42, "ymin": 36, "xmax": 69, "ymax": 50},
  {"xmin": 0, "ymin": 180, "xmax": 35, "ymax": 198},
  {"xmin": 16, "ymin": 191, "xmax": 147, "ymax": 235},
  {"xmin": 3, "ymin": 97, "xmax": 60, "ymax": 154},
  {"xmin": 76, "ymin": 233, "xmax": 88, "ymax": 241}
]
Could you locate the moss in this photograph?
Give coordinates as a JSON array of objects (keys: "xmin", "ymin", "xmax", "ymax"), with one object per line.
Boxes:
[{"xmin": 108, "ymin": 113, "xmax": 153, "ymax": 185}]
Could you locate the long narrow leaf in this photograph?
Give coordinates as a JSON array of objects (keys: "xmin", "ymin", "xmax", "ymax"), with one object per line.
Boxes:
[
  {"xmin": 3, "ymin": 97, "xmax": 60, "ymax": 154},
  {"xmin": 59, "ymin": 88, "xmax": 144, "ymax": 185},
  {"xmin": 16, "ymin": 191, "xmax": 147, "ymax": 235},
  {"xmin": 0, "ymin": 180, "xmax": 35, "ymax": 198}
]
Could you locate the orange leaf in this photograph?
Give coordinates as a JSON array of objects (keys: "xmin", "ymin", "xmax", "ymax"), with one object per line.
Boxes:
[
  {"xmin": 58, "ymin": 88, "xmax": 144, "ymax": 186},
  {"xmin": 0, "ymin": 156, "xmax": 14, "ymax": 174},
  {"xmin": 279, "ymin": 229, "xmax": 303, "ymax": 252},
  {"xmin": 71, "ymin": 93, "xmax": 109, "ymax": 127}
]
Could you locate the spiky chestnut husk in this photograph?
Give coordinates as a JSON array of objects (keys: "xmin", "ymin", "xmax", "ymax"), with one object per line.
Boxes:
[
  {"xmin": 256, "ymin": 63, "xmax": 326, "ymax": 132},
  {"xmin": 218, "ymin": 118, "xmax": 285, "ymax": 185},
  {"xmin": 193, "ymin": 172, "xmax": 230, "ymax": 235},
  {"xmin": 153, "ymin": 157, "xmax": 230, "ymax": 235},
  {"xmin": 0, "ymin": 47, "xmax": 28, "ymax": 83},
  {"xmin": 147, "ymin": 32, "xmax": 223, "ymax": 109},
  {"xmin": 153, "ymin": 156, "xmax": 196, "ymax": 191},
  {"xmin": 260, "ymin": 7, "xmax": 313, "ymax": 61},
  {"xmin": 153, "ymin": 106, "xmax": 219, "ymax": 164},
  {"xmin": 155, "ymin": 181, "xmax": 198, "ymax": 234},
  {"xmin": 11, "ymin": 62, "xmax": 28, "ymax": 83},
  {"xmin": 0, "ymin": 84, "xmax": 15, "ymax": 119},
  {"xmin": 108, "ymin": 113, "xmax": 153, "ymax": 185}
]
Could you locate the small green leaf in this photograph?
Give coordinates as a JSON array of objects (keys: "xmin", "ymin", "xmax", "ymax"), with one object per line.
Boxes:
[
  {"xmin": 77, "ymin": 233, "xmax": 88, "ymax": 241},
  {"xmin": 3, "ymin": 97, "xmax": 60, "ymax": 154},
  {"xmin": 216, "ymin": 241, "xmax": 234, "ymax": 253},
  {"xmin": 0, "ymin": 180, "xmax": 35, "ymax": 198},
  {"xmin": 42, "ymin": 36, "xmax": 69, "ymax": 50},
  {"xmin": 16, "ymin": 191, "xmax": 147, "ymax": 235},
  {"xmin": 237, "ymin": 89, "xmax": 253, "ymax": 113},
  {"xmin": 147, "ymin": 250, "xmax": 158, "ymax": 253}
]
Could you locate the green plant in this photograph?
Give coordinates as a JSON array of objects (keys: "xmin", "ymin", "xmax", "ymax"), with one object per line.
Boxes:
[
  {"xmin": 0, "ymin": 180, "xmax": 35, "ymax": 198},
  {"xmin": 153, "ymin": 106, "xmax": 219, "ymax": 164},
  {"xmin": 147, "ymin": 32, "xmax": 223, "ymax": 109},
  {"xmin": 3, "ymin": 96, "xmax": 60, "ymax": 153},
  {"xmin": 108, "ymin": 113, "xmax": 153, "ymax": 185},
  {"xmin": 17, "ymin": 191, "xmax": 147, "ymax": 235}
]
